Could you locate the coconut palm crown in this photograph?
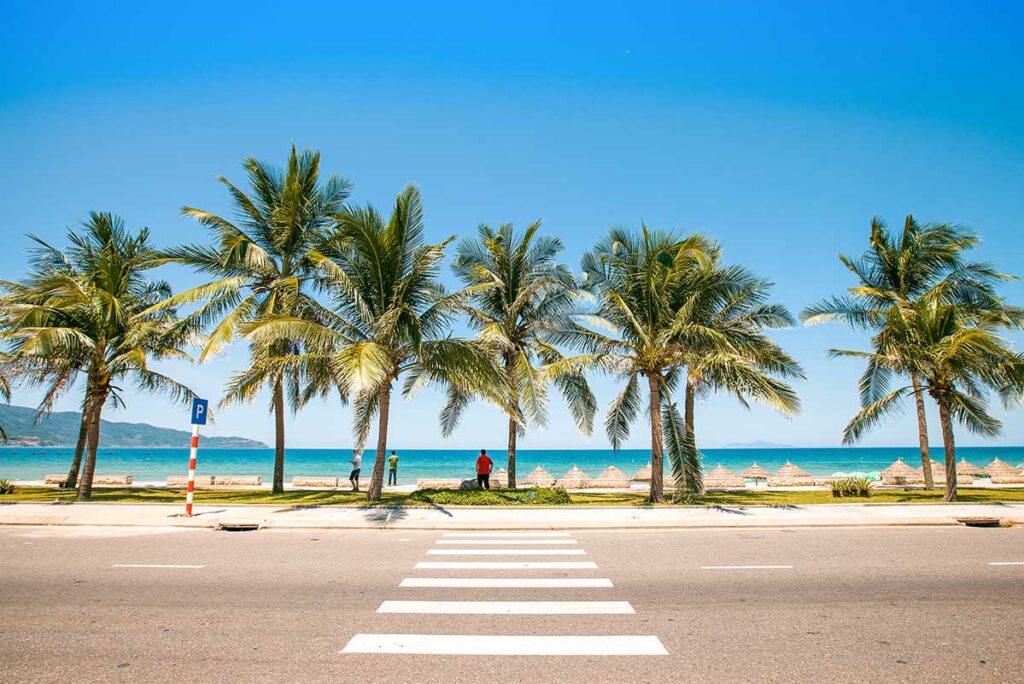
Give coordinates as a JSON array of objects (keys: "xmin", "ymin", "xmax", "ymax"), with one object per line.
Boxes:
[
  {"xmin": 835, "ymin": 299, "xmax": 1024, "ymax": 501},
  {"xmin": 447, "ymin": 221, "xmax": 597, "ymax": 488},
  {"xmin": 554, "ymin": 225, "xmax": 719, "ymax": 502},
  {"xmin": 244, "ymin": 185, "xmax": 510, "ymax": 501},
  {"xmin": 154, "ymin": 146, "xmax": 351, "ymax": 493},
  {"xmin": 679, "ymin": 259, "xmax": 803, "ymax": 468},
  {"xmin": 0, "ymin": 212, "xmax": 197, "ymax": 498},
  {"xmin": 801, "ymin": 215, "xmax": 1011, "ymax": 488}
]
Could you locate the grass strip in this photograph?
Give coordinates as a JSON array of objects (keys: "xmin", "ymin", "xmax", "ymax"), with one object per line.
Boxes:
[{"xmin": 2, "ymin": 486, "xmax": 1024, "ymax": 506}]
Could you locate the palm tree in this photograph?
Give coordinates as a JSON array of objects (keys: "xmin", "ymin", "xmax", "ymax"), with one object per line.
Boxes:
[
  {"xmin": 0, "ymin": 213, "xmax": 197, "ymax": 499},
  {"xmin": 837, "ymin": 300, "xmax": 1024, "ymax": 501},
  {"xmin": 448, "ymin": 222, "xmax": 597, "ymax": 488},
  {"xmin": 678, "ymin": 261, "xmax": 803, "ymax": 486},
  {"xmin": 559, "ymin": 226, "xmax": 715, "ymax": 503},
  {"xmin": 802, "ymin": 216, "xmax": 1009, "ymax": 488},
  {"xmin": 244, "ymin": 185, "xmax": 509, "ymax": 501},
  {"xmin": 155, "ymin": 146, "xmax": 351, "ymax": 493}
]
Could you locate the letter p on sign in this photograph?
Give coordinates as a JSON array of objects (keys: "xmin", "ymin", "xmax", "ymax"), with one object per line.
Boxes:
[{"xmin": 191, "ymin": 398, "xmax": 209, "ymax": 426}]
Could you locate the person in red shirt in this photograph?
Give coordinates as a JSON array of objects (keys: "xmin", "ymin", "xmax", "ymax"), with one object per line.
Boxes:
[{"xmin": 475, "ymin": 449, "xmax": 494, "ymax": 490}]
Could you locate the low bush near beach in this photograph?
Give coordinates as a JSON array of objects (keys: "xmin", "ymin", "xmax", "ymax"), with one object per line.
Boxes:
[
  {"xmin": 0, "ymin": 479, "xmax": 15, "ymax": 494},
  {"xmin": 410, "ymin": 487, "xmax": 572, "ymax": 506},
  {"xmin": 829, "ymin": 476, "xmax": 874, "ymax": 498}
]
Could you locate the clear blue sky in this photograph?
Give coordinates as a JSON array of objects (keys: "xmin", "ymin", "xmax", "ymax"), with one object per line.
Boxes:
[{"xmin": 2, "ymin": 1, "xmax": 1023, "ymax": 449}]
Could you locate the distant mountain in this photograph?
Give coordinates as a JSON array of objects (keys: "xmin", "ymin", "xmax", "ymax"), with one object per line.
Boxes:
[
  {"xmin": 725, "ymin": 440, "xmax": 793, "ymax": 449},
  {"xmin": 0, "ymin": 404, "xmax": 267, "ymax": 448}
]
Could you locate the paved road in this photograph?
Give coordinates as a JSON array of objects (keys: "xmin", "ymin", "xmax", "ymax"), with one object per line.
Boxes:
[{"xmin": 1, "ymin": 525, "xmax": 1022, "ymax": 683}]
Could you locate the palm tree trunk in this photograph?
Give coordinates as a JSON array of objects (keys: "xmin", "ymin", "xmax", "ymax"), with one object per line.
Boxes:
[
  {"xmin": 272, "ymin": 379, "xmax": 286, "ymax": 494},
  {"xmin": 936, "ymin": 396, "xmax": 958, "ymax": 502},
  {"xmin": 366, "ymin": 383, "xmax": 392, "ymax": 502},
  {"xmin": 64, "ymin": 395, "xmax": 93, "ymax": 489},
  {"xmin": 911, "ymin": 374, "xmax": 933, "ymax": 489},
  {"xmin": 77, "ymin": 394, "xmax": 105, "ymax": 501},
  {"xmin": 682, "ymin": 377, "xmax": 696, "ymax": 492},
  {"xmin": 647, "ymin": 372, "xmax": 664, "ymax": 504},
  {"xmin": 504, "ymin": 354, "xmax": 518, "ymax": 490},
  {"xmin": 506, "ymin": 414, "xmax": 517, "ymax": 490}
]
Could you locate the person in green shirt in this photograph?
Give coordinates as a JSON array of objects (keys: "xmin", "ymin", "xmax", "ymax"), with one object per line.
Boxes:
[{"xmin": 387, "ymin": 450, "xmax": 399, "ymax": 486}]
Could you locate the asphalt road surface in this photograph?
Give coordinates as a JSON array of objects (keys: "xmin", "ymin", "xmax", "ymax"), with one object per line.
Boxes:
[{"xmin": 2, "ymin": 524, "xmax": 1022, "ymax": 683}]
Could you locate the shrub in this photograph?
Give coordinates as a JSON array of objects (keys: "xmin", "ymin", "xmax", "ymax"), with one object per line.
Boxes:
[
  {"xmin": 0, "ymin": 479, "xmax": 14, "ymax": 495},
  {"xmin": 410, "ymin": 487, "xmax": 572, "ymax": 506},
  {"xmin": 829, "ymin": 476, "xmax": 873, "ymax": 498}
]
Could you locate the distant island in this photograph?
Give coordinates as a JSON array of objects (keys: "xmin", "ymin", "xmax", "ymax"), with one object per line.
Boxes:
[
  {"xmin": 0, "ymin": 404, "xmax": 267, "ymax": 448},
  {"xmin": 725, "ymin": 440, "xmax": 794, "ymax": 449}
]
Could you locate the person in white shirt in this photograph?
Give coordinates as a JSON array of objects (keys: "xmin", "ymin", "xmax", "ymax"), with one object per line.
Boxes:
[{"xmin": 348, "ymin": 451, "xmax": 363, "ymax": 491}]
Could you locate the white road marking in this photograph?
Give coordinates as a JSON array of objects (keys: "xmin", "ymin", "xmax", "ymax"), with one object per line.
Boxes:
[
  {"xmin": 415, "ymin": 561, "xmax": 598, "ymax": 570},
  {"xmin": 400, "ymin": 577, "xmax": 614, "ymax": 588},
  {"xmin": 441, "ymin": 532, "xmax": 572, "ymax": 538},
  {"xmin": 341, "ymin": 634, "xmax": 668, "ymax": 655},
  {"xmin": 112, "ymin": 564, "xmax": 205, "ymax": 569},
  {"xmin": 377, "ymin": 600, "xmax": 635, "ymax": 615},
  {"xmin": 436, "ymin": 539, "xmax": 577, "ymax": 545},
  {"xmin": 426, "ymin": 549, "xmax": 586, "ymax": 556},
  {"xmin": 988, "ymin": 561, "xmax": 1024, "ymax": 566},
  {"xmin": 701, "ymin": 565, "xmax": 793, "ymax": 570}
]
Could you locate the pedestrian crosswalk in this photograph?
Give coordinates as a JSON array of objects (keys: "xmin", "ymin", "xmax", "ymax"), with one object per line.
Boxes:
[{"xmin": 341, "ymin": 531, "xmax": 668, "ymax": 657}]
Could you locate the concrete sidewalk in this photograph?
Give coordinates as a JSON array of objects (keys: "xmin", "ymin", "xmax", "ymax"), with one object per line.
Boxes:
[{"xmin": 1, "ymin": 500, "xmax": 1022, "ymax": 530}]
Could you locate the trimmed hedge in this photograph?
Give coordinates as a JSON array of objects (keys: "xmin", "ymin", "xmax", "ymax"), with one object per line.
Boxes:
[{"xmin": 409, "ymin": 487, "xmax": 572, "ymax": 506}]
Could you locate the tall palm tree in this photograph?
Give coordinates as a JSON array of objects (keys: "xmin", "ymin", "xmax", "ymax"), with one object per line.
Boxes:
[
  {"xmin": 802, "ymin": 216, "xmax": 1009, "ymax": 488},
  {"xmin": 678, "ymin": 261, "xmax": 803, "ymax": 486},
  {"xmin": 155, "ymin": 146, "xmax": 351, "ymax": 493},
  {"xmin": 837, "ymin": 300, "xmax": 1024, "ymax": 501},
  {"xmin": 560, "ymin": 226, "xmax": 714, "ymax": 503},
  {"xmin": 0, "ymin": 213, "xmax": 197, "ymax": 499},
  {"xmin": 244, "ymin": 186, "xmax": 508, "ymax": 501},
  {"xmin": 448, "ymin": 222, "xmax": 596, "ymax": 488}
]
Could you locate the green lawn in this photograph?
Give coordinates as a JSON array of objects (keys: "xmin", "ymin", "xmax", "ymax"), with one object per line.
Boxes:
[{"xmin": 2, "ymin": 486, "xmax": 1024, "ymax": 506}]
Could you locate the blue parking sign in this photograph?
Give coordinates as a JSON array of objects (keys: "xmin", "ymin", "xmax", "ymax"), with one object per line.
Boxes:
[{"xmin": 190, "ymin": 398, "xmax": 209, "ymax": 425}]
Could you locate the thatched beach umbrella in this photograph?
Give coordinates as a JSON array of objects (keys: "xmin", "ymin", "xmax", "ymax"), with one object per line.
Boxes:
[
  {"xmin": 985, "ymin": 458, "xmax": 1019, "ymax": 479},
  {"xmin": 491, "ymin": 468, "xmax": 508, "ymax": 487},
  {"xmin": 630, "ymin": 464, "xmax": 653, "ymax": 482},
  {"xmin": 956, "ymin": 457, "xmax": 984, "ymax": 477},
  {"xmin": 928, "ymin": 459, "xmax": 947, "ymax": 480},
  {"xmin": 707, "ymin": 464, "xmax": 738, "ymax": 480},
  {"xmin": 881, "ymin": 457, "xmax": 920, "ymax": 484},
  {"xmin": 592, "ymin": 466, "xmax": 630, "ymax": 488},
  {"xmin": 524, "ymin": 466, "xmax": 555, "ymax": 487},
  {"xmin": 556, "ymin": 465, "xmax": 591, "ymax": 489},
  {"xmin": 741, "ymin": 462, "xmax": 770, "ymax": 484},
  {"xmin": 774, "ymin": 460, "xmax": 812, "ymax": 479}
]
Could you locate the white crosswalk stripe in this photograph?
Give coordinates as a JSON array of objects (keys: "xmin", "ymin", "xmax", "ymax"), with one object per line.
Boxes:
[
  {"xmin": 425, "ymin": 548, "xmax": 587, "ymax": 556},
  {"xmin": 442, "ymin": 532, "xmax": 572, "ymax": 538},
  {"xmin": 435, "ymin": 538, "xmax": 578, "ymax": 545},
  {"xmin": 377, "ymin": 600, "xmax": 635, "ymax": 614},
  {"xmin": 342, "ymin": 634, "xmax": 668, "ymax": 655},
  {"xmin": 399, "ymin": 577, "xmax": 615, "ymax": 588},
  {"xmin": 341, "ymin": 531, "xmax": 667, "ymax": 657},
  {"xmin": 415, "ymin": 561, "xmax": 598, "ymax": 570}
]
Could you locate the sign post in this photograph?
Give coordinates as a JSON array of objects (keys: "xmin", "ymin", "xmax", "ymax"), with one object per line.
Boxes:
[{"xmin": 186, "ymin": 398, "xmax": 208, "ymax": 517}]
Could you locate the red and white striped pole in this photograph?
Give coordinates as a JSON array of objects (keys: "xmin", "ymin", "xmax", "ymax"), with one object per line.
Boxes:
[
  {"xmin": 186, "ymin": 398, "xmax": 207, "ymax": 517},
  {"xmin": 186, "ymin": 423, "xmax": 199, "ymax": 516}
]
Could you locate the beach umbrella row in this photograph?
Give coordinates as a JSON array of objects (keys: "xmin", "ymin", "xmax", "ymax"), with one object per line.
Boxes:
[{"xmin": 517, "ymin": 457, "xmax": 1024, "ymax": 489}]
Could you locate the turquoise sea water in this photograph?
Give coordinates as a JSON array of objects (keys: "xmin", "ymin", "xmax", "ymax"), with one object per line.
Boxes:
[{"xmin": 2, "ymin": 446, "xmax": 1023, "ymax": 483}]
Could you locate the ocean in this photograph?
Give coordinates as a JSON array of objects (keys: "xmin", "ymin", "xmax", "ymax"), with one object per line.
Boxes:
[{"xmin": 2, "ymin": 446, "xmax": 1023, "ymax": 483}]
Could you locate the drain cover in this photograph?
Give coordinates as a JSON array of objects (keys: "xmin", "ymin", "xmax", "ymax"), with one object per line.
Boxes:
[
  {"xmin": 217, "ymin": 520, "xmax": 263, "ymax": 531},
  {"xmin": 955, "ymin": 517, "xmax": 1002, "ymax": 527}
]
